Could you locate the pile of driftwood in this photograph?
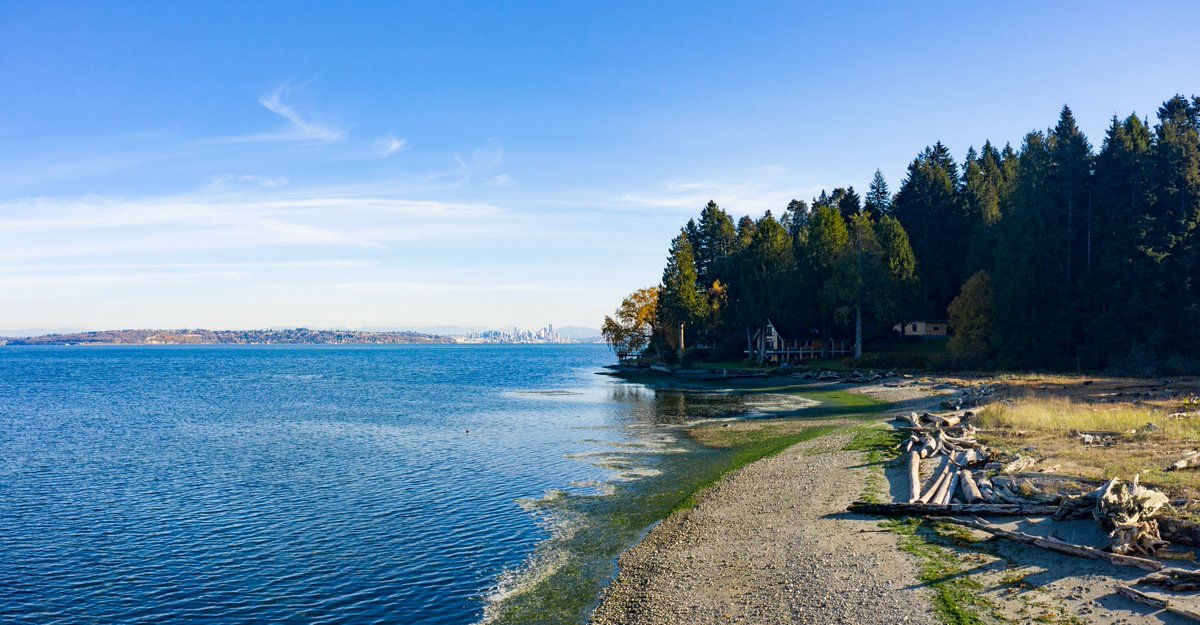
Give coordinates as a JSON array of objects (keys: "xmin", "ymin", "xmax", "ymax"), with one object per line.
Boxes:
[
  {"xmin": 848, "ymin": 416, "xmax": 1200, "ymax": 620},
  {"xmin": 890, "ymin": 411, "xmax": 1056, "ymax": 508},
  {"xmin": 1054, "ymin": 476, "xmax": 1172, "ymax": 556},
  {"xmin": 940, "ymin": 384, "xmax": 999, "ymax": 410},
  {"xmin": 796, "ymin": 370, "xmax": 893, "ymax": 384}
]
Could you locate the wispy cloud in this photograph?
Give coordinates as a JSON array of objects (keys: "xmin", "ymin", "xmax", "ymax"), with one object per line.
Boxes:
[
  {"xmin": 0, "ymin": 260, "xmax": 377, "ymax": 274},
  {"xmin": 616, "ymin": 165, "xmax": 822, "ymax": 214},
  {"xmin": 208, "ymin": 173, "xmax": 289, "ymax": 188},
  {"xmin": 448, "ymin": 140, "xmax": 507, "ymax": 185},
  {"xmin": 0, "ymin": 188, "xmax": 514, "ymax": 263},
  {"xmin": 0, "ymin": 271, "xmax": 247, "ymax": 289},
  {"xmin": 255, "ymin": 83, "xmax": 347, "ymax": 143},
  {"xmin": 488, "ymin": 174, "xmax": 517, "ymax": 187},
  {"xmin": 375, "ymin": 135, "xmax": 408, "ymax": 158},
  {"xmin": 328, "ymin": 281, "xmax": 599, "ymax": 293}
]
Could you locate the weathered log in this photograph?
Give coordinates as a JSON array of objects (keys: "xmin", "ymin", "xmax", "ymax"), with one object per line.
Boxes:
[
  {"xmin": 933, "ymin": 414, "xmax": 961, "ymax": 428},
  {"xmin": 1000, "ymin": 455, "xmax": 1039, "ymax": 474},
  {"xmin": 848, "ymin": 502, "xmax": 1059, "ymax": 516},
  {"xmin": 908, "ymin": 451, "xmax": 921, "ymax": 503},
  {"xmin": 1167, "ymin": 451, "xmax": 1200, "ymax": 472},
  {"xmin": 917, "ymin": 434, "xmax": 937, "ymax": 459},
  {"xmin": 931, "ymin": 516, "xmax": 1163, "ymax": 571},
  {"xmin": 1159, "ymin": 514, "xmax": 1200, "ymax": 548},
  {"xmin": 941, "ymin": 467, "xmax": 963, "ymax": 505},
  {"xmin": 918, "ymin": 456, "xmax": 952, "ymax": 504},
  {"xmin": 932, "ymin": 454, "xmax": 959, "ymax": 505},
  {"xmin": 1116, "ymin": 584, "xmax": 1200, "ymax": 622},
  {"xmin": 1137, "ymin": 567, "xmax": 1200, "ymax": 591},
  {"xmin": 960, "ymin": 469, "xmax": 983, "ymax": 503}
]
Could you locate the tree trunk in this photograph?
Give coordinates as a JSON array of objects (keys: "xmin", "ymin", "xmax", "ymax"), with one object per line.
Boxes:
[{"xmin": 854, "ymin": 304, "xmax": 863, "ymax": 360}]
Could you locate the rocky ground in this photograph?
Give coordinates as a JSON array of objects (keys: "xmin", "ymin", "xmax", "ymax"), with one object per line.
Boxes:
[{"xmin": 590, "ymin": 429, "xmax": 940, "ymax": 625}]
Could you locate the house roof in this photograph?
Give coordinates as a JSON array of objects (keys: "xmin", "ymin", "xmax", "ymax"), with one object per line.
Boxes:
[{"xmin": 766, "ymin": 318, "xmax": 821, "ymax": 339}]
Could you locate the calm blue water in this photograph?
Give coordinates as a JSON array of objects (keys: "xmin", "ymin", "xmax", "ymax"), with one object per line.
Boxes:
[{"xmin": 0, "ymin": 345, "xmax": 762, "ymax": 625}]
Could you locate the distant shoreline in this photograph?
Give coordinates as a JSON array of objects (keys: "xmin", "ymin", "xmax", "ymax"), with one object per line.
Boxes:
[{"xmin": 0, "ymin": 328, "xmax": 604, "ymax": 347}]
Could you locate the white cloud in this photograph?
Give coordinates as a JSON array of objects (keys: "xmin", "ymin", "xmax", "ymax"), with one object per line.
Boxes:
[
  {"xmin": 616, "ymin": 165, "xmax": 822, "ymax": 214},
  {"xmin": 0, "ymin": 189, "xmax": 514, "ymax": 263},
  {"xmin": 488, "ymin": 174, "xmax": 517, "ymax": 187},
  {"xmin": 208, "ymin": 174, "xmax": 289, "ymax": 188},
  {"xmin": 375, "ymin": 136, "xmax": 408, "ymax": 157},
  {"xmin": 328, "ymin": 281, "xmax": 599, "ymax": 293},
  {"xmin": 255, "ymin": 83, "xmax": 347, "ymax": 143},
  {"xmin": 0, "ymin": 271, "xmax": 246, "ymax": 289}
]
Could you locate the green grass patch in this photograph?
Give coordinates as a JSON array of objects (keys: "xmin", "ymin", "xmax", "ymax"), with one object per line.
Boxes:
[
  {"xmin": 882, "ymin": 518, "xmax": 998, "ymax": 625},
  {"xmin": 487, "ymin": 423, "xmax": 841, "ymax": 625},
  {"xmin": 845, "ymin": 426, "xmax": 902, "ymax": 503},
  {"xmin": 672, "ymin": 425, "xmax": 838, "ymax": 513}
]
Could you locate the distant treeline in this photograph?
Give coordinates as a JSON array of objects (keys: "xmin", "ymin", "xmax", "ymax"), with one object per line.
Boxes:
[
  {"xmin": 605, "ymin": 94, "xmax": 1200, "ymax": 374},
  {"xmin": 6, "ymin": 328, "xmax": 447, "ymax": 346}
]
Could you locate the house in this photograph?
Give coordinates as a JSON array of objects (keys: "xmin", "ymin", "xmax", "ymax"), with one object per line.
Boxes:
[
  {"xmin": 745, "ymin": 319, "xmax": 851, "ymax": 363},
  {"xmin": 894, "ymin": 320, "xmax": 949, "ymax": 339}
]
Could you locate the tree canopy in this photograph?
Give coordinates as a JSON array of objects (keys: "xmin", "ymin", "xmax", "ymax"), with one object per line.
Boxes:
[{"xmin": 614, "ymin": 93, "xmax": 1200, "ymax": 373}]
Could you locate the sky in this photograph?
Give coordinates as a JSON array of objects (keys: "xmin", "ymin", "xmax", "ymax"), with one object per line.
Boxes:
[{"xmin": 2, "ymin": 1, "xmax": 1199, "ymax": 333}]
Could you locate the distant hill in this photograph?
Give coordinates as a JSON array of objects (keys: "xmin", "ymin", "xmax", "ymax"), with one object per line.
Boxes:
[
  {"xmin": 4, "ymin": 328, "xmax": 448, "ymax": 346},
  {"xmin": 555, "ymin": 326, "xmax": 602, "ymax": 340}
]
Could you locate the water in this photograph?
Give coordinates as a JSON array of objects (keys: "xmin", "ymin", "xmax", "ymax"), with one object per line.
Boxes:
[{"xmin": 0, "ymin": 345, "xmax": 783, "ymax": 625}]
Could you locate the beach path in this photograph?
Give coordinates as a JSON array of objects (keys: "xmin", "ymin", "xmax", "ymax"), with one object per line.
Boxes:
[{"xmin": 590, "ymin": 430, "xmax": 939, "ymax": 625}]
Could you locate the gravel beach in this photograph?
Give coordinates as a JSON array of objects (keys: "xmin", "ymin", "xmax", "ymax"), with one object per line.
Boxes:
[{"xmin": 590, "ymin": 429, "xmax": 940, "ymax": 625}]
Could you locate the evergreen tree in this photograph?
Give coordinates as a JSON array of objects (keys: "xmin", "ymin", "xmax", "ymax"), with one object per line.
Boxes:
[
  {"xmin": 836, "ymin": 186, "xmax": 862, "ymax": 218},
  {"xmin": 1049, "ymin": 105, "xmax": 1094, "ymax": 290},
  {"xmin": 1151, "ymin": 95, "xmax": 1200, "ymax": 356},
  {"xmin": 875, "ymin": 214, "xmax": 919, "ymax": 326},
  {"xmin": 962, "ymin": 141, "xmax": 1008, "ymax": 273},
  {"xmin": 690, "ymin": 200, "xmax": 736, "ymax": 287},
  {"xmin": 820, "ymin": 213, "xmax": 916, "ymax": 359},
  {"xmin": 992, "ymin": 131, "xmax": 1074, "ymax": 368},
  {"xmin": 734, "ymin": 215, "xmax": 757, "ymax": 252},
  {"xmin": 781, "ymin": 199, "xmax": 810, "ymax": 240},
  {"xmin": 865, "ymin": 170, "xmax": 892, "ymax": 217},
  {"xmin": 892, "ymin": 142, "xmax": 969, "ymax": 315},
  {"xmin": 1087, "ymin": 114, "xmax": 1157, "ymax": 366},
  {"xmin": 658, "ymin": 231, "xmax": 706, "ymax": 350}
]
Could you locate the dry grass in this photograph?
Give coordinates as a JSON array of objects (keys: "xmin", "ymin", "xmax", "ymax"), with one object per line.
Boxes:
[
  {"xmin": 977, "ymin": 395, "xmax": 1200, "ymax": 496},
  {"xmin": 978, "ymin": 397, "xmax": 1187, "ymax": 437}
]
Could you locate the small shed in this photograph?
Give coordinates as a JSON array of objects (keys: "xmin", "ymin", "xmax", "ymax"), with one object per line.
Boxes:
[{"xmin": 894, "ymin": 320, "xmax": 949, "ymax": 339}]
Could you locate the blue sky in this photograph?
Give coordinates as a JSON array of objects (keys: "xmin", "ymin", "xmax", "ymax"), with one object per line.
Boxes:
[{"xmin": 2, "ymin": 1, "xmax": 1198, "ymax": 332}]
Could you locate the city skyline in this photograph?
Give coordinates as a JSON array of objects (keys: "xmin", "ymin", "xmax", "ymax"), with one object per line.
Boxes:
[{"xmin": 3, "ymin": 2, "xmax": 1199, "ymax": 330}]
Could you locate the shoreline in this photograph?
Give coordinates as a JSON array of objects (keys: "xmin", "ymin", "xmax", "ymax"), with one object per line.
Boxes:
[
  {"xmin": 480, "ymin": 377, "xmax": 912, "ymax": 625},
  {"xmin": 589, "ymin": 427, "xmax": 941, "ymax": 624},
  {"xmin": 585, "ymin": 374, "xmax": 1200, "ymax": 625}
]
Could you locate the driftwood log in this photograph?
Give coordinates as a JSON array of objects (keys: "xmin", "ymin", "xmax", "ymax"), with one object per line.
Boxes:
[
  {"xmin": 1160, "ymin": 515, "xmax": 1200, "ymax": 547},
  {"xmin": 933, "ymin": 453, "xmax": 960, "ymax": 505},
  {"xmin": 1167, "ymin": 451, "xmax": 1200, "ymax": 472},
  {"xmin": 919, "ymin": 456, "xmax": 952, "ymax": 504},
  {"xmin": 960, "ymin": 469, "xmax": 983, "ymax": 503},
  {"xmin": 941, "ymin": 467, "xmax": 963, "ymax": 506},
  {"xmin": 848, "ymin": 502, "xmax": 1058, "ymax": 516},
  {"xmin": 908, "ymin": 451, "xmax": 921, "ymax": 503},
  {"xmin": 1136, "ymin": 567, "xmax": 1200, "ymax": 591},
  {"xmin": 931, "ymin": 516, "xmax": 1163, "ymax": 571},
  {"xmin": 1116, "ymin": 585, "xmax": 1200, "ymax": 622}
]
